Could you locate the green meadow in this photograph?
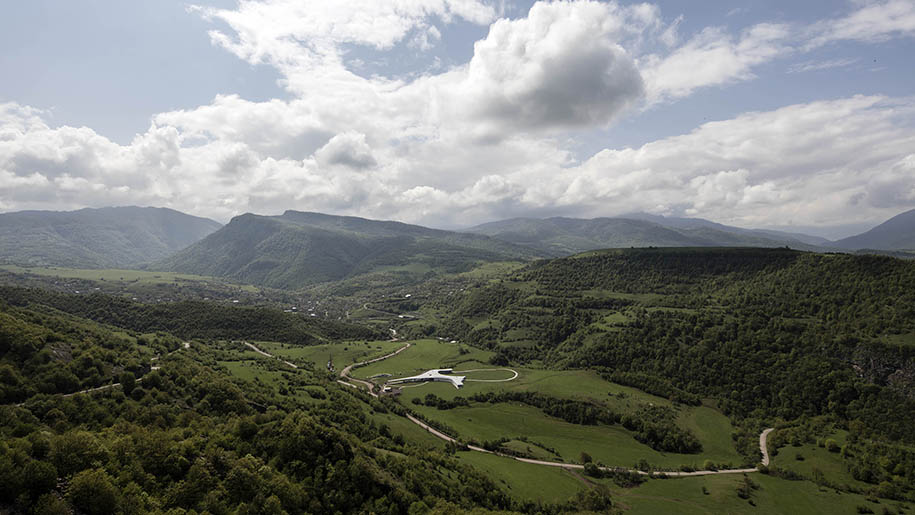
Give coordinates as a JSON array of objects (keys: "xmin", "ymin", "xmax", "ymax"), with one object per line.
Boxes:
[
  {"xmin": 0, "ymin": 264, "xmax": 258, "ymax": 291},
  {"xmin": 353, "ymin": 339, "xmax": 744, "ymax": 470},
  {"xmin": 252, "ymin": 339, "xmax": 404, "ymax": 368}
]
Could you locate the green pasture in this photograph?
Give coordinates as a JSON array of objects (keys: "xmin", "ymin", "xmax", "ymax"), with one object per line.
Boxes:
[
  {"xmin": 454, "ymin": 261, "xmax": 527, "ymax": 281},
  {"xmin": 369, "ymin": 411, "xmax": 448, "ymax": 450},
  {"xmin": 455, "ymin": 451, "xmax": 587, "ymax": 503},
  {"xmin": 253, "ymin": 339, "xmax": 403, "ymax": 367},
  {"xmin": 355, "ymin": 339, "xmax": 743, "ymax": 469},
  {"xmin": 618, "ymin": 473, "xmax": 903, "ymax": 515},
  {"xmin": 0, "ymin": 264, "xmax": 258, "ymax": 291},
  {"xmin": 352, "ymin": 339, "xmax": 494, "ymax": 378},
  {"xmin": 770, "ymin": 430, "xmax": 871, "ymax": 490},
  {"xmin": 410, "ymin": 402, "xmax": 739, "ymax": 469},
  {"xmin": 453, "ymin": 451, "xmax": 908, "ymax": 513}
]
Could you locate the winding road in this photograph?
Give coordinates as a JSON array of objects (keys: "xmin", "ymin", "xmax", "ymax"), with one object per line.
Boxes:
[
  {"xmin": 338, "ymin": 342, "xmax": 775, "ymax": 477},
  {"xmin": 244, "ymin": 342, "xmax": 298, "ymax": 369}
]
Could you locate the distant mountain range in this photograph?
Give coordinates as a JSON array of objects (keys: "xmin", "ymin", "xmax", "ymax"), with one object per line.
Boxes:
[
  {"xmin": 152, "ymin": 210, "xmax": 539, "ymax": 289},
  {"xmin": 465, "ymin": 214, "xmax": 829, "ymax": 256},
  {"xmin": 832, "ymin": 209, "xmax": 915, "ymax": 251},
  {"xmin": 0, "ymin": 207, "xmax": 221, "ymax": 268},
  {"xmin": 2, "ymin": 206, "xmax": 914, "ymax": 282}
]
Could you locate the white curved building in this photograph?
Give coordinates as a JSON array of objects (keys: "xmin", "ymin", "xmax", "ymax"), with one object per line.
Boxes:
[{"xmin": 387, "ymin": 369, "xmax": 465, "ymax": 389}]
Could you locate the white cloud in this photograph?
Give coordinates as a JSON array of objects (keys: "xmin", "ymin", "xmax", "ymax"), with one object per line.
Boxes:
[
  {"xmin": 787, "ymin": 57, "xmax": 859, "ymax": 73},
  {"xmin": 641, "ymin": 23, "xmax": 792, "ymax": 104},
  {"xmin": 807, "ymin": 0, "xmax": 915, "ymax": 48},
  {"xmin": 2, "ymin": 0, "xmax": 915, "ymax": 234},
  {"xmin": 451, "ymin": 0, "xmax": 646, "ymax": 133},
  {"xmin": 315, "ymin": 131, "xmax": 377, "ymax": 169}
]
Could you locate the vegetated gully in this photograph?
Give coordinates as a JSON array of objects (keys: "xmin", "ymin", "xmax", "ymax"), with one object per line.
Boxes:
[{"xmin": 249, "ymin": 341, "xmax": 775, "ymax": 477}]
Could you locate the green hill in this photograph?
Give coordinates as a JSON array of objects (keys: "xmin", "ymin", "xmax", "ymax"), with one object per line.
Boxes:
[
  {"xmin": 0, "ymin": 206, "xmax": 221, "ymax": 268},
  {"xmin": 465, "ymin": 216, "xmax": 823, "ymax": 256},
  {"xmin": 154, "ymin": 210, "xmax": 542, "ymax": 289}
]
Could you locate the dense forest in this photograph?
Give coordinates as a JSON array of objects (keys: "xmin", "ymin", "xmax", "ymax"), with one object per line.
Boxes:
[{"xmin": 0, "ymin": 294, "xmax": 626, "ymax": 514}]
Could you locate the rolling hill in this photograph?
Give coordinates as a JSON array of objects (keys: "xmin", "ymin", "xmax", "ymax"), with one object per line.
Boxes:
[
  {"xmin": 0, "ymin": 206, "xmax": 222, "ymax": 268},
  {"xmin": 833, "ymin": 208, "xmax": 915, "ymax": 251},
  {"xmin": 465, "ymin": 215, "xmax": 824, "ymax": 256},
  {"xmin": 153, "ymin": 210, "xmax": 541, "ymax": 289}
]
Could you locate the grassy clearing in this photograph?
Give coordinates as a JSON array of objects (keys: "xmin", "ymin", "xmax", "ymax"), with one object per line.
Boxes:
[
  {"xmin": 884, "ymin": 332, "xmax": 915, "ymax": 347},
  {"xmin": 458, "ymin": 369, "xmax": 517, "ymax": 380},
  {"xmin": 678, "ymin": 406, "xmax": 745, "ymax": 466},
  {"xmin": 1, "ymin": 264, "xmax": 259, "ymax": 291},
  {"xmin": 254, "ymin": 339, "xmax": 403, "ymax": 367},
  {"xmin": 770, "ymin": 431, "xmax": 871, "ymax": 490},
  {"xmin": 617, "ymin": 473, "xmax": 901, "ymax": 515},
  {"xmin": 455, "ymin": 451, "xmax": 585, "ymax": 503},
  {"xmin": 359, "ymin": 339, "xmax": 743, "ymax": 468},
  {"xmin": 369, "ymin": 411, "xmax": 448, "ymax": 450},
  {"xmin": 455, "ymin": 261, "xmax": 527, "ymax": 281},
  {"xmin": 352, "ymin": 339, "xmax": 494, "ymax": 378},
  {"xmin": 410, "ymin": 402, "xmax": 735, "ymax": 469}
]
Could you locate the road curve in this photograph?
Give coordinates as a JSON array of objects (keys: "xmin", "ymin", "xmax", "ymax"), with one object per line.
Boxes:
[
  {"xmin": 338, "ymin": 341, "xmax": 775, "ymax": 477},
  {"xmin": 339, "ymin": 342, "xmax": 412, "ymax": 396},
  {"xmin": 243, "ymin": 342, "xmax": 298, "ymax": 369},
  {"xmin": 455, "ymin": 368, "xmax": 519, "ymax": 382}
]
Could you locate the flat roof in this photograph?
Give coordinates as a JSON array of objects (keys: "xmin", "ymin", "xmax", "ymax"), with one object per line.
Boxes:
[{"xmin": 387, "ymin": 369, "xmax": 465, "ymax": 389}]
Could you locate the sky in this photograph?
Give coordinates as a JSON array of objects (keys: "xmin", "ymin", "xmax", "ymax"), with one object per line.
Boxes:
[{"xmin": 1, "ymin": 0, "xmax": 914, "ymax": 238}]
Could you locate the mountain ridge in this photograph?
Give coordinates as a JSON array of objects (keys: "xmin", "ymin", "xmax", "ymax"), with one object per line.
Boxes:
[
  {"xmin": 153, "ymin": 210, "xmax": 541, "ymax": 289},
  {"xmin": 0, "ymin": 206, "xmax": 222, "ymax": 268},
  {"xmin": 833, "ymin": 208, "xmax": 915, "ymax": 251}
]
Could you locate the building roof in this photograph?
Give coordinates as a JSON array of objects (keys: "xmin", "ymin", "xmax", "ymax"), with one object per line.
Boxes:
[{"xmin": 387, "ymin": 369, "xmax": 465, "ymax": 389}]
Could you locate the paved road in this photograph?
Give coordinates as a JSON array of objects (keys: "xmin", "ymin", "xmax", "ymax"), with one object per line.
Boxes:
[{"xmin": 339, "ymin": 340, "xmax": 775, "ymax": 477}]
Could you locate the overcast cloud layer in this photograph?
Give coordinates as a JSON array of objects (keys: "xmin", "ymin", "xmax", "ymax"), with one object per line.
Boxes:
[{"xmin": 1, "ymin": 0, "xmax": 914, "ymax": 234}]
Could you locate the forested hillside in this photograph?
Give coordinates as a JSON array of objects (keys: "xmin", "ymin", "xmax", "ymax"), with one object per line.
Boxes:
[
  {"xmin": 0, "ymin": 207, "xmax": 221, "ymax": 268},
  {"xmin": 417, "ymin": 248, "xmax": 915, "ymax": 499},
  {"xmin": 155, "ymin": 211, "xmax": 540, "ymax": 289},
  {"xmin": 0, "ymin": 300, "xmax": 526, "ymax": 513}
]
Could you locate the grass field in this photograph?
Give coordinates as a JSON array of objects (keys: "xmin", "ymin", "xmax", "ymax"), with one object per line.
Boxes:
[
  {"xmin": 253, "ymin": 339, "xmax": 403, "ymax": 368},
  {"xmin": 0, "ymin": 264, "xmax": 259, "ymax": 291},
  {"xmin": 617, "ymin": 473, "xmax": 907, "ymax": 514},
  {"xmin": 455, "ymin": 451, "xmax": 587, "ymax": 503},
  {"xmin": 359, "ymin": 339, "xmax": 744, "ymax": 469},
  {"xmin": 352, "ymin": 339, "xmax": 495, "ymax": 378},
  {"xmin": 451, "ymin": 450, "xmax": 913, "ymax": 514},
  {"xmin": 769, "ymin": 430, "xmax": 872, "ymax": 490}
]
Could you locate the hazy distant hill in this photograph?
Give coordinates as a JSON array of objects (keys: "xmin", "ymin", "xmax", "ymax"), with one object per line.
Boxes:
[
  {"xmin": 833, "ymin": 209, "xmax": 915, "ymax": 251},
  {"xmin": 622, "ymin": 212, "xmax": 832, "ymax": 246},
  {"xmin": 465, "ymin": 215, "xmax": 822, "ymax": 256},
  {"xmin": 0, "ymin": 207, "xmax": 222, "ymax": 268},
  {"xmin": 154, "ymin": 210, "xmax": 541, "ymax": 289}
]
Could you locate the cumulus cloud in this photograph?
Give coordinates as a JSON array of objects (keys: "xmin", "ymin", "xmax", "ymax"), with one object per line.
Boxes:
[
  {"xmin": 2, "ymin": 0, "xmax": 915, "ymax": 233},
  {"xmin": 315, "ymin": 131, "xmax": 377, "ymax": 169},
  {"xmin": 454, "ymin": 1, "xmax": 645, "ymax": 133}
]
